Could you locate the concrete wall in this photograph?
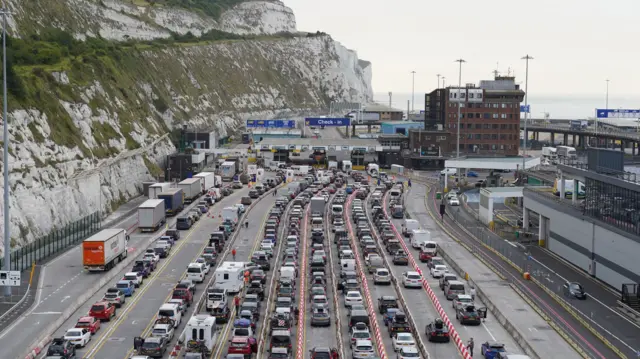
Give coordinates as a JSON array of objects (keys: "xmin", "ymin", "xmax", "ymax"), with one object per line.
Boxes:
[{"xmin": 524, "ymin": 193, "xmax": 640, "ymax": 290}]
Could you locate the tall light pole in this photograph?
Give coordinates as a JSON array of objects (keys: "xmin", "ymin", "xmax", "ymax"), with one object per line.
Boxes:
[
  {"xmin": 454, "ymin": 59, "xmax": 465, "ymax": 160},
  {"xmin": 521, "ymin": 54, "xmax": 533, "ymax": 172},
  {"xmin": 411, "ymin": 71, "xmax": 416, "ymax": 114},
  {"xmin": 442, "ymin": 76, "xmax": 446, "ymax": 88},
  {"xmin": 2, "ymin": 5, "xmax": 11, "ymax": 297},
  {"xmin": 388, "ymin": 92, "xmax": 392, "ymax": 109},
  {"xmin": 437, "ymin": 74, "xmax": 441, "ymax": 89}
]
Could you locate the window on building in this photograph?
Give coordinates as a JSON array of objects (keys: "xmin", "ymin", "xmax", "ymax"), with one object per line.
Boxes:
[
  {"xmin": 501, "ymin": 103, "xmax": 507, "ymax": 108},
  {"xmin": 483, "ymin": 134, "xmax": 490, "ymax": 139},
  {"xmin": 492, "ymin": 114, "xmax": 499, "ymax": 119},
  {"xmin": 492, "ymin": 103, "xmax": 499, "ymax": 108},
  {"xmin": 501, "ymin": 124, "xmax": 507, "ymax": 129},
  {"xmin": 439, "ymin": 136, "xmax": 447, "ymax": 140},
  {"xmin": 483, "ymin": 124, "xmax": 490, "ymax": 129},
  {"xmin": 491, "ymin": 134, "xmax": 498, "ymax": 140},
  {"xmin": 478, "ymin": 93, "xmax": 483, "ymax": 99},
  {"xmin": 500, "ymin": 134, "xmax": 506, "ymax": 140},
  {"xmin": 475, "ymin": 124, "xmax": 481, "ymax": 129},
  {"xmin": 509, "ymin": 114, "xmax": 514, "ymax": 119},
  {"xmin": 492, "ymin": 124, "xmax": 498, "ymax": 129},
  {"xmin": 469, "ymin": 93, "xmax": 474, "ymax": 98},
  {"xmin": 500, "ymin": 144, "xmax": 505, "ymax": 150},
  {"xmin": 492, "ymin": 144, "xmax": 497, "ymax": 150},
  {"xmin": 483, "ymin": 113, "xmax": 490, "ymax": 119},
  {"xmin": 467, "ymin": 134, "xmax": 473, "ymax": 139},
  {"xmin": 508, "ymin": 124, "xmax": 513, "ymax": 129},
  {"xmin": 501, "ymin": 114, "xmax": 507, "ymax": 119},
  {"xmin": 475, "ymin": 134, "xmax": 481, "ymax": 139},
  {"xmin": 476, "ymin": 113, "xmax": 481, "ymax": 118}
]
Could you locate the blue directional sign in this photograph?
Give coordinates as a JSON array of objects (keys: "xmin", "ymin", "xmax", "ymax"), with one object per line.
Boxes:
[
  {"xmin": 246, "ymin": 119, "xmax": 296, "ymax": 128},
  {"xmin": 520, "ymin": 105, "xmax": 530, "ymax": 113},
  {"xmin": 305, "ymin": 117, "xmax": 351, "ymax": 127},
  {"xmin": 596, "ymin": 108, "xmax": 640, "ymax": 119}
]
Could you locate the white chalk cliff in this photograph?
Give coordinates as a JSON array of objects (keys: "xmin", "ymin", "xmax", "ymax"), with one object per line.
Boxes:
[{"xmin": 0, "ymin": 0, "xmax": 373, "ymax": 255}]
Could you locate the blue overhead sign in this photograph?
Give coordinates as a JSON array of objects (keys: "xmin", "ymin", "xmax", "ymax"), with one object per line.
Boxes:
[
  {"xmin": 305, "ymin": 117, "xmax": 351, "ymax": 127},
  {"xmin": 520, "ymin": 105, "xmax": 530, "ymax": 113},
  {"xmin": 246, "ymin": 119, "xmax": 296, "ymax": 128},
  {"xmin": 596, "ymin": 109, "xmax": 640, "ymax": 119}
]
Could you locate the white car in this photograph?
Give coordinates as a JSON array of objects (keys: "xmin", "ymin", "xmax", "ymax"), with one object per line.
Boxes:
[
  {"xmin": 195, "ymin": 258, "xmax": 211, "ymax": 274},
  {"xmin": 401, "ymin": 271, "xmax": 422, "ymax": 288},
  {"xmin": 142, "ymin": 252, "xmax": 160, "ymax": 264},
  {"xmin": 448, "ymin": 197, "xmax": 460, "ymax": 206},
  {"xmin": 344, "ymin": 291, "xmax": 363, "ymax": 308},
  {"xmin": 151, "ymin": 323, "xmax": 175, "ymax": 341},
  {"xmin": 189, "ymin": 210, "xmax": 202, "ymax": 221},
  {"xmin": 64, "ymin": 328, "xmax": 91, "ymax": 347},
  {"xmin": 431, "ymin": 265, "xmax": 448, "ymax": 278},
  {"xmin": 374, "ymin": 268, "xmax": 391, "ymax": 285},
  {"xmin": 440, "ymin": 168, "xmax": 457, "ymax": 175},
  {"xmin": 123, "ymin": 272, "xmax": 143, "ymax": 288},
  {"xmin": 392, "ymin": 332, "xmax": 416, "ymax": 352},
  {"xmin": 397, "ymin": 346, "xmax": 420, "ymax": 359},
  {"xmin": 452, "ymin": 294, "xmax": 474, "ymax": 311}
]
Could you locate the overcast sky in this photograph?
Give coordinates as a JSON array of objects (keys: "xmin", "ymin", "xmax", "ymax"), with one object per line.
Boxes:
[{"xmin": 284, "ymin": 0, "xmax": 639, "ymax": 99}]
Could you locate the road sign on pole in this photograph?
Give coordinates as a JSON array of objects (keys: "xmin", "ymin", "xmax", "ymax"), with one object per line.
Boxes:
[
  {"xmin": 596, "ymin": 109, "xmax": 640, "ymax": 119},
  {"xmin": 520, "ymin": 105, "xmax": 530, "ymax": 113},
  {"xmin": 0, "ymin": 270, "xmax": 21, "ymax": 286},
  {"xmin": 305, "ymin": 118, "xmax": 351, "ymax": 127},
  {"xmin": 246, "ymin": 120, "xmax": 296, "ymax": 128}
]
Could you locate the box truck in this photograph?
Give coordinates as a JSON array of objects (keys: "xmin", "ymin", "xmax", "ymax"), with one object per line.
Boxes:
[
  {"xmin": 310, "ymin": 197, "xmax": 325, "ymax": 217},
  {"xmin": 215, "ymin": 175, "xmax": 223, "ymax": 188},
  {"xmin": 83, "ymin": 228, "xmax": 128, "ymax": 272},
  {"xmin": 178, "ymin": 178, "xmax": 202, "ymax": 204},
  {"xmin": 541, "ymin": 147, "xmax": 557, "ymax": 160},
  {"xmin": 138, "ymin": 199, "xmax": 166, "ymax": 233},
  {"xmin": 557, "ymin": 146, "xmax": 577, "ymax": 160},
  {"xmin": 148, "ymin": 182, "xmax": 172, "ymax": 199},
  {"xmin": 142, "ymin": 182, "xmax": 155, "ymax": 198},
  {"xmin": 158, "ymin": 188, "xmax": 184, "ymax": 216},
  {"xmin": 194, "ymin": 172, "xmax": 216, "ymax": 192},
  {"xmin": 221, "ymin": 161, "xmax": 237, "ymax": 181},
  {"xmin": 222, "ymin": 207, "xmax": 239, "ymax": 224},
  {"xmin": 328, "ymin": 161, "xmax": 338, "ymax": 170},
  {"xmin": 342, "ymin": 160, "xmax": 352, "ymax": 173}
]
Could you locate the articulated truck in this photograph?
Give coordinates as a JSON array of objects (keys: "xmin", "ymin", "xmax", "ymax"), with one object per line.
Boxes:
[
  {"xmin": 83, "ymin": 228, "xmax": 128, "ymax": 272},
  {"xmin": 158, "ymin": 188, "xmax": 185, "ymax": 216},
  {"xmin": 194, "ymin": 172, "xmax": 216, "ymax": 192},
  {"xmin": 179, "ymin": 178, "xmax": 202, "ymax": 204},
  {"xmin": 138, "ymin": 199, "xmax": 166, "ymax": 233},
  {"xmin": 148, "ymin": 182, "xmax": 172, "ymax": 199}
]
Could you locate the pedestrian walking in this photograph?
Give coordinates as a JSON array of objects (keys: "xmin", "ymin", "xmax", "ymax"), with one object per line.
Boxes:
[
  {"xmin": 467, "ymin": 337, "xmax": 474, "ymax": 357},
  {"xmin": 232, "ymin": 248, "xmax": 237, "ymax": 260},
  {"xmin": 469, "ymin": 286, "xmax": 476, "ymax": 301},
  {"xmin": 331, "ymin": 348, "xmax": 339, "ymax": 359},
  {"xmin": 234, "ymin": 295, "xmax": 241, "ymax": 316},
  {"xmin": 408, "ymin": 179, "xmax": 412, "ymax": 187}
]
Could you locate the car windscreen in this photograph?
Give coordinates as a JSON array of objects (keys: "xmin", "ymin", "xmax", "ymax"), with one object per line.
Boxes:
[
  {"xmin": 116, "ymin": 283, "xmax": 129, "ymax": 289},
  {"xmin": 272, "ymin": 335, "xmax": 291, "ymax": 344},
  {"xmin": 142, "ymin": 341, "xmax": 160, "ymax": 349},
  {"xmin": 235, "ymin": 328, "xmax": 249, "ymax": 336},
  {"xmin": 158, "ymin": 309, "xmax": 175, "ymax": 317},
  {"xmin": 152, "ymin": 328, "xmax": 167, "ymax": 336},
  {"xmin": 424, "ymin": 243, "xmax": 436, "ymax": 249},
  {"xmin": 91, "ymin": 304, "xmax": 105, "ymax": 311},
  {"xmin": 187, "ymin": 267, "xmax": 202, "ymax": 273}
]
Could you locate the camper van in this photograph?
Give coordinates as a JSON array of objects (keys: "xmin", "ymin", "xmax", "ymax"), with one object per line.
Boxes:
[
  {"xmin": 367, "ymin": 163, "xmax": 379, "ymax": 177},
  {"xmin": 213, "ymin": 262, "xmax": 245, "ymax": 293},
  {"xmin": 179, "ymin": 315, "xmax": 218, "ymax": 356}
]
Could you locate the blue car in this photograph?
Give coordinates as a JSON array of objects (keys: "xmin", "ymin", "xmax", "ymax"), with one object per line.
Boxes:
[
  {"xmin": 345, "ymin": 186, "xmax": 353, "ymax": 194},
  {"xmin": 116, "ymin": 280, "xmax": 135, "ymax": 297},
  {"xmin": 481, "ymin": 341, "xmax": 506, "ymax": 359},
  {"xmin": 467, "ymin": 171, "xmax": 478, "ymax": 177}
]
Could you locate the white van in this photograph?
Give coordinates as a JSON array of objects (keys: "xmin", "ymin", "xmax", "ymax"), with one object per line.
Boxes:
[
  {"xmin": 331, "ymin": 205, "xmax": 343, "ymax": 218},
  {"xmin": 402, "ymin": 219, "xmax": 420, "ymax": 236},
  {"xmin": 158, "ymin": 303, "xmax": 182, "ymax": 328},
  {"xmin": 420, "ymin": 241, "xmax": 438, "ymax": 256},
  {"xmin": 389, "ymin": 189, "xmax": 401, "ymax": 200},
  {"xmin": 411, "ymin": 230, "xmax": 431, "ymax": 249},
  {"xmin": 311, "ymin": 217, "xmax": 323, "ymax": 228},
  {"xmin": 280, "ymin": 267, "xmax": 295, "ymax": 281},
  {"xmin": 340, "ymin": 259, "xmax": 356, "ymax": 273},
  {"xmin": 187, "ymin": 263, "xmax": 206, "ymax": 283}
]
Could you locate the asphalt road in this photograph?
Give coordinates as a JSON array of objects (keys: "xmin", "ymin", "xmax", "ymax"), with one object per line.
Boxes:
[
  {"xmin": 458, "ymin": 185, "xmax": 640, "ymax": 356},
  {"xmin": 419, "ymin": 180, "xmax": 622, "ymax": 359},
  {"xmin": 0, "ymin": 196, "xmax": 169, "ymax": 359},
  {"xmin": 302, "ymin": 201, "xmax": 339, "ymax": 356},
  {"xmin": 382, "ymin": 193, "xmax": 523, "ymax": 358},
  {"xmin": 39, "ymin": 187, "xmax": 252, "ymax": 359}
]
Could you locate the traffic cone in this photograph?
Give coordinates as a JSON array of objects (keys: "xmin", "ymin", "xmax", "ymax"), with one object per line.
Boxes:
[{"xmin": 169, "ymin": 346, "xmax": 178, "ymax": 357}]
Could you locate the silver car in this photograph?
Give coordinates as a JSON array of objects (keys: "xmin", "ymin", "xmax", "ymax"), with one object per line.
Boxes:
[{"xmin": 310, "ymin": 307, "xmax": 331, "ymax": 327}]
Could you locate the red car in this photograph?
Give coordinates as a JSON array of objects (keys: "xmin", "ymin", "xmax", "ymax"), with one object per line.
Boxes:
[
  {"xmin": 75, "ymin": 316, "xmax": 101, "ymax": 334},
  {"xmin": 172, "ymin": 288, "xmax": 193, "ymax": 306},
  {"xmin": 419, "ymin": 250, "xmax": 433, "ymax": 262},
  {"xmin": 228, "ymin": 336, "xmax": 257, "ymax": 356},
  {"xmin": 88, "ymin": 301, "xmax": 116, "ymax": 321}
]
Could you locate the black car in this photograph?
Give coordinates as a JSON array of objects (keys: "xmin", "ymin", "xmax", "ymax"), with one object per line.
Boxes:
[
  {"xmin": 165, "ymin": 229, "xmax": 181, "ymax": 241},
  {"xmin": 249, "ymin": 190, "xmax": 260, "ymax": 199},
  {"xmin": 247, "ymin": 281, "xmax": 265, "ymax": 300},
  {"xmin": 426, "ymin": 319, "xmax": 450, "ymax": 342},
  {"xmin": 377, "ymin": 296, "xmax": 398, "ymax": 314},
  {"xmin": 564, "ymin": 282, "xmax": 587, "ymax": 299},
  {"xmin": 46, "ymin": 338, "xmax": 76, "ymax": 359},
  {"xmin": 138, "ymin": 336, "xmax": 168, "ymax": 358}
]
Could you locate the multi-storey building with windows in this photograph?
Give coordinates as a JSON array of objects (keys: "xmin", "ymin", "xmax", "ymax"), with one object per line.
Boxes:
[{"xmin": 425, "ymin": 75, "xmax": 525, "ymax": 156}]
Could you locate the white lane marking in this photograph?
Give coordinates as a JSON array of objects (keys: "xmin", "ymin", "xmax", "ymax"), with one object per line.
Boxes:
[
  {"xmin": 530, "ymin": 256, "xmax": 640, "ymax": 330},
  {"xmin": 481, "ymin": 322, "xmax": 496, "ymax": 341},
  {"xmin": 31, "ymin": 312, "xmax": 63, "ymax": 315},
  {"xmin": 504, "ymin": 239, "xmax": 517, "ymax": 248},
  {"xmin": 61, "ymin": 296, "xmax": 71, "ymax": 303}
]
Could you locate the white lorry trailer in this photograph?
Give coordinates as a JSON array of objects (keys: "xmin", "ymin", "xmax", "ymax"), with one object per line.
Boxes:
[
  {"xmin": 556, "ymin": 146, "xmax": 577, "ymax": 160},
  {"xmin": 82, "ymin": 228, "xmax": 128, "ymax": 272},
  {"xmin": 178, "ymin": 178, "xmax": 202, "ymax": 204},
  {"xmin": 342, "ymin": 160, "xmax": 352, "ymax": 173},
  {"xmin": 310, "ymin": 197, "xmax": 325, "ymax": 217},
  {"xmin": 138, "ymin": 199, "xmax": 166, "ymax": 233},
  {"xmin": 148, "ymin": 182, "xmax": 172, "ymax": 199},
  {"xmin": 222, "ymin": 207, "xmax": 239, "ymax": 224},
  {"xmin": 194, "ymin": 172, "xmax": 215, "ymax": 193},
  {"xmin": 221, "ymin": 161, "xmax": 237, "ymax": 181}
]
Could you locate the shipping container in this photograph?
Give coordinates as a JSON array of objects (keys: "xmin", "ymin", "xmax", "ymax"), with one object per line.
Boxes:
[
  {"xmin": 142, "ymin": 182, "xmax": 155, "ymax": 198},
  {"xmin": 194, "ymin": 172, "xmax": 216, "ymax": 192},
  {"xmin": 221, "ymin": 161, "xmax": 237, "ymax": 181},
  {"xmin": 158, "ymin": 188, "xmax": 185, "ymax": 216},
  {"xmin": 149, "ymin": 182, "xmax": 172, "ymax": 199},
  {"xmin": 138, "ymin": 199, "xmax": 166, "ymax": 233},
  {"xmin": 82, "ymin": 228, "xmax": 128, "ymax": 272},
  {"xmin": 178, "ymin": 178, "xmax": 202, "ymax": 203}
]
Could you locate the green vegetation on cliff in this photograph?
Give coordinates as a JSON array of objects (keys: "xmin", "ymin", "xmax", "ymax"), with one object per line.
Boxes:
[{"xmin": 141, "ymin": 0, "xmax": 248, "ymax": 19}]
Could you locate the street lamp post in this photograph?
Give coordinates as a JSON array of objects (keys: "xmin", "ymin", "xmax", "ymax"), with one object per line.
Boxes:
[
  {"xmin": 411, "ymin": 71, "xmax": 416, "ymax": 114},
  {"xmin": 521, "ymin": 54, "xmax": 533, "ymax": 172},
  {"xmin": 437, "ymin": 74, "xmax": 441, "ymax": 89},
  {"xmin": 442, "ymin": 76, "xmax": 446, "ymax": 88},
  {"xmin": 2, "ymin": 6, "xmax": 11, "ymax": 297},
  {"xmin": 454, "ymin": 59, "xmax": 465, "ymax": 161}
]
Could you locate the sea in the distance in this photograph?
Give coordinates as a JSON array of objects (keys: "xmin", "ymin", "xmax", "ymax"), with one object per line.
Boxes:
[{"xmin": 374, "ymin": 92, "xmax": 639, "ymax": 122}]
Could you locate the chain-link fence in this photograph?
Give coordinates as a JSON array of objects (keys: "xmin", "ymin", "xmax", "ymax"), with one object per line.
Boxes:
[{"xmin": 0, "ymin": 212, "xmax": 101, "ymax": 272}]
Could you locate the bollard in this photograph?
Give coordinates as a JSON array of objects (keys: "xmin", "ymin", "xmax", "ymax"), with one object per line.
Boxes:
[{"xmin": 523, "ymin": 272, "xmax": 531, "ymax": 280}]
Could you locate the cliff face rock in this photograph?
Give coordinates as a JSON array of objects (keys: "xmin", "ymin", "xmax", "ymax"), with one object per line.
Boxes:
[{"xmin": 0, "ymin": 0, "xmax": 373, "ymax": 255}]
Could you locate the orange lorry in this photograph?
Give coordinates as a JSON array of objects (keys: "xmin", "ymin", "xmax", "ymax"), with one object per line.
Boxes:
[{"xmin": 82, "ymin": 228, "xmax": 128, "ymax": 272}]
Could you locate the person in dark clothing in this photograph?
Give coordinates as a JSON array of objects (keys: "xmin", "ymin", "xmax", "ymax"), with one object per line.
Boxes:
[
  {"xmin": 273, "ymin": 189, "xmax": 278, "ymax": 196},
  {"xmin": 408, "ymin": 179, "xmax": 412, "ymax": 187},
  {"xmin": 294, "ymin": 306, "xmax": 300, "ymax": 324},
  {"xmin": 467, "ymin": 337, "xmax": 474, "ymax": 357}
]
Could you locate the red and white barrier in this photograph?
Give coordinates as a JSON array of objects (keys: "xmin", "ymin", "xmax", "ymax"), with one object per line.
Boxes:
[
  {"xmin": 295, "ymin": 208, "xmax": 310, "ymax": 359},
  {"xmin": 24, "ymin": 336, "xmax": 52, "ymax": 359},
  {"xmin": 383, "ymin": 194, "xmax": 472, "ymax": 359},
  {"xmin": 346, "ymin": 194, "xmax": 388, "ymax": 359}
]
